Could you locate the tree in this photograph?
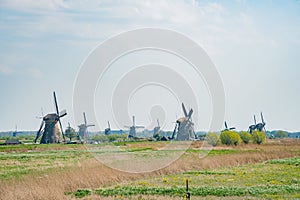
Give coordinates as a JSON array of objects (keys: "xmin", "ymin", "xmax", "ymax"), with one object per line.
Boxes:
[
  {"xmin": 274, "ymin": 130, "xmax": 287, "ymax": 138},
  {"xmin": 206, "ymin": 132, "xmax": 219, "ymax": 146},
  {"xmin": 252, "ymin": 130, "xmax": 266, "ymax": 144},
  {"xmin": 220, "ymin": 130, "xmax": 241, "ymax": 146},
  {"xmin": 65, "ymin": 126, "xmax": 77, "ymax": 141},
  {"xmin": 239, "ymin": 131, "xmax": 252, "ymax": 144}
]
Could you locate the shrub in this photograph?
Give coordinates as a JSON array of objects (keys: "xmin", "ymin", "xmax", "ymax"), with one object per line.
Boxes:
[
  {"xmin": 220, "ymin": 131, "xmax": 241, "ymax": 146},
  {"xmin": 239, "ymin": 131, "xmax": 252, "ymax": 144},
  {"xmin": 74, "ymin": 189, "xmax": 91, "ymax": 198},
  {"xmin": 206, "ymin": 132, "xmax": 219, "ymax": 146},
  {"xmin": 252, "ymin": 131, "xmax": 266, "ymax": 144}
]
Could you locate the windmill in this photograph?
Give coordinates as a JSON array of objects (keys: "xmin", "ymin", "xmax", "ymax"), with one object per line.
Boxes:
[
  {"xmin": 34, "ymin": 91, "xmax": 67, "ymax": 144},
  {"xmin": 12, "ymin": 125, "xmax": 18, "ymax": 137},
  {"xmin": 124, "ymin": 116, "xmax": 144, "ymax": 138},
  {"xmin": 255, "ymin": 112, "xmax": 266, "ymax": 132},
  {"xmin": 223, "ymin": 121, "xmax": 236, "ymax": 131},
  {"xmin": 248, "ymin": 115, "xmax": 257, "ymax": 134},
  {"xmin": 78, "ymin": 112, "xmax": 95, "ymax": 142},
  {"xmin": 105, "ymin": 121, "xmax": 111, "ymax": 135},
  {"xmin": 153, "ymin": 119, "xmax": 161, "ymax": 136},
  {"xmin": 172, "ymin": 103, "xmax": 195, "ymax": 141}
]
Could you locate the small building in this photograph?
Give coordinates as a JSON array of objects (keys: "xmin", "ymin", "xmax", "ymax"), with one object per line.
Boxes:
[{"xmin": 4, "ymin": 139, "xmax": 21, "ymax": 145}]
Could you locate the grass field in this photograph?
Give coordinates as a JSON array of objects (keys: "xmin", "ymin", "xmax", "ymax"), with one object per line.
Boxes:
[{"xmin": 0, "ymin": 139, "xmax": 299, "ymax": 200}]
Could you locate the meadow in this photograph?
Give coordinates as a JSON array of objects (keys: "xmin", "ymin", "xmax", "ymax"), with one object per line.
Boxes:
[{"xmin": 0, "ymin": 139, "xmax": 299, "ymax": 200}]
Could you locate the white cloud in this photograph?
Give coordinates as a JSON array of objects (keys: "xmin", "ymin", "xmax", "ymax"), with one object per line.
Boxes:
[{"xmin": 0, "ymin": 66, "xmax": 14, "ymax": 75}]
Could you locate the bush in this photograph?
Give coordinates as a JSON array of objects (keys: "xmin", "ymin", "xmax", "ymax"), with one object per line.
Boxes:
[
  {"xmin": 206, "ymin": 132, "xmax": 219, "ymax": 146},
  {"xmin": 239, "ymin": 131, "xmax": 252, "ymax": 144},
  {"xmin": 220, "ymin": 131, "xmax": 241, "ymax": 146},
  {"xmin": 274, "ymin": 130, "xmax": 287, "ymax": 138},
  {"xmin": 252, "ymin": 131, "xmax": 266, "ymax": 144}
]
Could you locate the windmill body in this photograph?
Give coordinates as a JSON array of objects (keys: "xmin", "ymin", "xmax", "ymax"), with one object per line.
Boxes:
[
  {"xmin": 40, "ymin": 113, "xmax": 61, "ymax": 143},
  {"xmin": 78, "ymin": 112, "xmax": 95, "ymax": 142},
  {"xmin": 255, "ymin": 112, "xmax": 266, "ymax": 132},
  {"xmin": 248, "ymin": 112, "xmax": 266, "ymax": 133},
  {"xmin": 105, "ymin": 121, "xmax": 111, "ymax": 135},
  {"xmin": 173, "ymin": 103, "xmax": 195, "ymax": 141},
  {"xmin": 125, "ymin": 116, "xmax": 144, "ymax": 138},
  {"xmin": 34, "ymin": 92, "xmax": 67, "ymax": 144}
]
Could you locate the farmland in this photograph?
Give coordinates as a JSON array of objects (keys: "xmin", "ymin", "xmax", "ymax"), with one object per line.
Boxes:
[{"xmin": 0, "ymin": 139, "xmax": 299, "ymax": 200}]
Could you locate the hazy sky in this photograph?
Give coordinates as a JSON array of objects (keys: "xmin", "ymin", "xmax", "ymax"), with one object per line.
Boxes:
[{"xmin": 0, "ymin": 0, "xmax": 300, "ymax": 132}]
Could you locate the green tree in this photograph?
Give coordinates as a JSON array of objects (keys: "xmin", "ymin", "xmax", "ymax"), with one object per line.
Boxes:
[
  {"xmin": 65, "ymin": 126, "xmax": 77, "ymax": 141},
  {"xmin": 252, "ymin": 130, "xmax": 266, "ymax": 144},
  {"xmin": 206, "ymin": 132, "xmax": 219, "ymax": 146},
  {"xmin": 274, "ymin": 130, "xmax": 287, "ymax": 138},
  {"xmin": 239, "ymin": 131, "xmax": 252, "ymax": 144},
  {"xmin": 220, "ymin": 130, "xmax": 241, "ymax": 146}
]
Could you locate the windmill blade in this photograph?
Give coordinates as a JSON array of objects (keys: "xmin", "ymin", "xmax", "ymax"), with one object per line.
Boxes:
[
  {"xmin": 34, "ymin": 120, "xmax": 44, "ymax": 143},
  {"xmin": 187, "ymin": 108, "xmax": 193, "ymax": 118},
  {"xmin": 53, "ymin": 91, "xmax": 60, "ymax": 116},
  {"xmin": 58, "ymin": 119, "xmax": 66, "ymax": 142},
  {"xmin": 261, "ymin": 112, "xmax": 265, "ymax": 123},
  {"xmin": 59, "ymin": 109, "xmax": 67, "ymax": 118},
  {"xmin": 229, "ymin": 127, "xmax": 236, "ymax": 130},
  {"xmin": 132, "ymin": 116, "xmax": 135, "ymax": 127},
  {"xmin": 254, "ymin": 115, "xmax": 257, "ymax": 125},
  {"xmin": 171, "ymin": 124, "xmax": 177, "ymax": 139},
  {"xmin": 157, "ymin": 119, "xmax": 160, "ymax": 127},
  {"xmin": 224, "ymin": 121, "xmax": 228, "ymax": 129},
  {"xmin": 108, "ymin": 121, "xmax": 111, "ymax": 129},
  {"xmin": 87, "ymin": 124, "xmax": 95, "ymax": 127},
  {"xmin": 182, "ymin": 103, "xmax": 188, "ymax": 117},
  {"xmin": 83, "ymin": 112, "xmax": 87, "ymax": 126},
  {"xmin": 136, "ymin": 126, "xmax": 145, "ymax": 128}
]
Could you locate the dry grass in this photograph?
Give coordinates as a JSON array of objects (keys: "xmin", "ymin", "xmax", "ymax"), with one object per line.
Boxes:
[{"xmin": 0, "ymin": 139, "xmax": 299, "ymax": 200}]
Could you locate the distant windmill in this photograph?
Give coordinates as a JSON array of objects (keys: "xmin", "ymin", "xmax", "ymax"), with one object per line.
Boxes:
[
  {"xmin": 153, "ymin": 119, "xmax": 161, "ymax": 136},
  {"xmin": 248, "ymin": 115, "xmax": 257, "ymax": 134},
  {"xmin": 124, "ymin": 116, "xmax": 144, "ymax": 138},
  {"xmin": 12, "ymin": 125, "xmax": 18, "ymax": 137},
  {"xmin": 172, "ymin": 103, "xmax": 196, "ymax": 140},
  {"xmin": 105, "ymin": 121, "xmax": 111, "ymax": 135},
  {"xmin": 255, "ymin": 112, "xmax": 266, "ymax": 132},
  {"xmin": 223, "ymin": 121, "xmax": 236, "ymax": 131},
  {"xmin": 78, "ymin": 112, "xmax": 95, "ymax": 142},
  {"xmin": 34, "ymin": 91, "xmax": 67, "ymax": 144}
]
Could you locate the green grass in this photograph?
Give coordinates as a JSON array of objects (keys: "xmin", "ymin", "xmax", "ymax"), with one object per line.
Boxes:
[
  {"xmin": 0, "ymin": 144, "xmax": 91, "ymax": 180},
  {"xmin": 94, "ymin": 185, "xmax": 300, "ymax": 197},
  {"xmin": 71, "ymin": 157, "xmax": 300, "ymax": 199}
]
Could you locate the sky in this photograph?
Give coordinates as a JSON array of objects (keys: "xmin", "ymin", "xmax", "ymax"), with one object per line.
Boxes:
[{"xmin": 0, "ymin": 0, "xmax": 300, "ymax": 132}]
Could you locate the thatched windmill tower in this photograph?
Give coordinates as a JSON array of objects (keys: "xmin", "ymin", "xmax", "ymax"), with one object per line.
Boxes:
[
  {"xmin": 78, "ymin": 112, "xmax": 95, "ymax": 142},
  {"xmin": 34, "ymin": 92, "xmax": 67, "ymax": 144},
  {"xmin": 172, "ymin": 103, "xmax": 196, "ymax": 141}
]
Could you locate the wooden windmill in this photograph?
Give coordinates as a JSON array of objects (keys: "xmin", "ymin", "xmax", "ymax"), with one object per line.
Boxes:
[
  {"xmin": 34, "ymin": 92, "xmax": 67, "ymax": 144},
  {"xmin": 78, "ymin": 112, "xmax": 95, "ymax": 142}
]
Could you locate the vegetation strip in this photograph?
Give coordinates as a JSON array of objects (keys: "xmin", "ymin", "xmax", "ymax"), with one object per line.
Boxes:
[{"xmin": 74, "ymin": 185, "xmax": 300, "ymax": 198}]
